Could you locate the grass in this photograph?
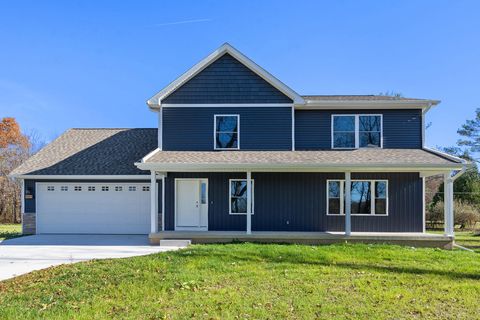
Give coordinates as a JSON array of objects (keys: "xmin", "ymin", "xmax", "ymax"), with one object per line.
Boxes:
[
  {"xmin": 0, "ymin": 224, "xmax": 21, "ymax": 241},
  {"xmin": 0, "ymin": 243, "xmax": 479, "ymax": 319},
  {"xmin": 428, "ymin": 230, "xmax": 480, "ymax": 252}
]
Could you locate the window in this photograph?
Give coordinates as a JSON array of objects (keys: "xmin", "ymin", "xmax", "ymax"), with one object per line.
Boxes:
[
  {"xmin": 200, "ymin": 182, "xmax": 207, "ymax": 204},
  {"xmin": 88, "ymin": 186, "xmax": 95, "ymax": 191},
  {"xmin": 74, "ymin": 186, "xmax": 82, "ymax": 191},
  {"xmin": 47, "ymin": 186, "xmax": 55, "ymax": 191},
  {"xmin": 115, "ymin": 186, "xmax": 123, "ymax": 192},
  {"xmin": 61, "ymin": 186, "xmax": 68, "ymax": 192},
  {"xmin": 229, "ymin": 179, "xmax": 254, "ymax": 215},
  {"xmin": 332, "ymin": 115, "xmax": 382, "ymax": 149},
  {"xmin": 142, "ymin": 186, "xmax": 150, "ymax": 192},
  {"xmin": 214, "ymin": 115, "xmax": 239, "ymax": 150},
  {"xmin": 128, "ymin": 186, "xmax": 136, "ymax": 192},
  {"xmin": 327, "ymin": 180, "xmax": 388, "ymax": 215},
  {"xmin": 101, "ymin": 186, "xmax": 109, "ymax": 191}
]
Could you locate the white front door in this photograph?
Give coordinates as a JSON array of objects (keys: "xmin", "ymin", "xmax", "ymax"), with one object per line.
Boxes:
[{"xmin": 175, "ymin": 179, "xmax": 208, "ymax": 230}]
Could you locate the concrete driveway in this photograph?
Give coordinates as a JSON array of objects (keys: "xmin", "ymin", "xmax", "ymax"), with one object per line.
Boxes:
[{"xmin": 0, "ymin": 235, "xmax": 184, "ymax": 281}]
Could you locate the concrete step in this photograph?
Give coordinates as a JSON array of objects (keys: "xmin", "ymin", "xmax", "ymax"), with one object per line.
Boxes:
[{"xmin": 159, "ymin": 239, "xmax": 191, "ymax": 247}]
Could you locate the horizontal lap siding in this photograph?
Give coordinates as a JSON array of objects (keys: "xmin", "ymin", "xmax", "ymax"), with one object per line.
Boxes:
[
  {"xmin": 163, "ymin": 107, "xmax": 292, "ymax": 150},
  {"xmin": 162, "ymin": 53, "xmax": 292, "ymax": 104},
  {"xmin": 165, "ymin": 172, "xmax": 423, "ymax": 233},
  {"xmin": 295, "ymin": 109, "xmax": 422, "ymax": 149}
]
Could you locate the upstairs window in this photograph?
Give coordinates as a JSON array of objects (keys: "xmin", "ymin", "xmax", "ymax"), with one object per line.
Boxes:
[
  {"xmin": 332, "ymin": 115, "xmax": 382, "ymax": 149},
  {"xmin": 215, "ymin": 115, "xmax": 239, "ymax": 150}
]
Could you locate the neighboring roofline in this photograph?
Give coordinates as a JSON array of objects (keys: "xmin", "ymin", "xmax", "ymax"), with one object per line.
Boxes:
[
  {"xmin": 135, "ymin": 162, "xmax": 463, "ymax": 172},
  {"xmin": 146, "ymin": 43, "xmax": 305, "ymax": 110},
  {"xmin": 10, "ymin": 175, "xmax": 152, "ymax": 180},
  {"xmin": 298, "ymin": 99, "xmax": 441, "ymax": 110}
]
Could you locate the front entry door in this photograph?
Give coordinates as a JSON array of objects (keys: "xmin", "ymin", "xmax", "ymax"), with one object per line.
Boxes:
[{"xmin": 175, "ymin": 179, "xmax": 208, "ymax": 230}]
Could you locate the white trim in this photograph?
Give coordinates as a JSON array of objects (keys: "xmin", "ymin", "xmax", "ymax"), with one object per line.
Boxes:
[
  {"xmin": 12, "ymin": 175, "xmax": 154, "ymax": 180},
  {"xmin": 422, "ymin": 176, "xmax": 426, "ymax": 233},
  {"xmin": 291, "ymin": 106, "xmax": 295, "ymax": 151},
  {"xmin": 147, "ymin": 43, "xmax": 304, "ymax": 109},
  {"xmin": 142, "ymin": 148, "xmax": 160, "ymax": 163},
  {"xmin": 174, "ymin": 178, "xmax": 209, "ymax": 231},
  {"xmin": 326, "ymin": 179, "xmax": 389, "ymax": 216},
  {"xmin": 214, "ymin": 114, "xmax": 240, "ymax": 150},
  {"xmin": 299, "ymin": 99, "xmax": 440, "ymax": 110},
  {"xmin": 246, "ymin": 172, "xmax": 252, "ymax": 234},
  {"xmin": 20, "ymin": 179, "xmax": 25, "ymax": 215},
  {"xmin": 229, "ymin": 178, "xmax": 255, "ymax": 215},
  {"xmin": 162, "ymin": 103, "xmax": 293, "ymax": 108},
  {"xmin": 150, "ymin": 171, "xmax": 157, "ymax": 233},
  {"xmin": 161, "ymin": 175, "xmax": 165, "ymax": 231},
  {"xmin": 344, "ymin": 173, "xmax": 351, "ymax": 236},
  {"xmin": 422, "ymin": 146, "xmax": 466, "ymax": 164},
  {"xmin": 331, "ymin": 114, "xmax": 383, "ymax": 149},
  {"xmin": 158, "ymin": 108, "xmax": 163, "ymax": 150}
]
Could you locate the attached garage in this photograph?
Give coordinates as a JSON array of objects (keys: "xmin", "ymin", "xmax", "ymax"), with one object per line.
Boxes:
[{"xmin": 36, "ymin": 182, "xmax": 151, "ymax": 234}]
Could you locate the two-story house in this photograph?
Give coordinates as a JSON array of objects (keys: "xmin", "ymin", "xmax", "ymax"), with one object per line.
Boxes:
[{"xmin": 11, "ymin": 43, "xmax": 466, "ymax": 248}]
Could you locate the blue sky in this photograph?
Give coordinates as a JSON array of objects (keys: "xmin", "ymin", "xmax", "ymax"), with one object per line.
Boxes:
[{"xmin": 0, "ymin": 0, "xmax": 479, "ymax": 148}]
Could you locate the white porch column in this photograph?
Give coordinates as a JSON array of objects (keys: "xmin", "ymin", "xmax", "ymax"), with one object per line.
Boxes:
[
  {"xmin": 161, "ymin": 175, "xmax": 165, "ymax": 231},
  {"xmin": 345, "ymin": 171, "xmax": 351, "ymax": 236},
  {"xmin": 444, "ymin": 173, "xmax": 454, "ymax": 236},
  {"xmin": 246, "ymin": 171, "xmax": 252, "ymax": 235},
  {"xmin": 150, "ymin": 170, "xmax": 158, "ymax": 234}
]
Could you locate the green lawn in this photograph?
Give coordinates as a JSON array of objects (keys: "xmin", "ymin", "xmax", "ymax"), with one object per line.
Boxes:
[
  {"xmin": 428, "ymin": 230, "xmax": 480, "ymax": 252},
  {"xmin": 0, "ymin": 224, "xmax": 21, "ymax": 241},
  {"xmin": 0, "ymin": 243, "xmax": 479, "ymax": 319}
]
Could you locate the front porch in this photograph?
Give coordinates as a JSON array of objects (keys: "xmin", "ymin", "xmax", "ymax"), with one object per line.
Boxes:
[{"xmin": 149, "ymin": 231, "xmax": 454, "ymax": 249}]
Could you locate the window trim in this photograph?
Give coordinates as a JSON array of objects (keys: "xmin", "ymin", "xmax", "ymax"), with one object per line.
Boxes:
[
  {"xmin": 331, "ymin": 114, "xmax": 383, "ymax": 149},
  {"xmin": 228, "ymin": 178, "xmax": 254, "ymax": 215},
  {"xmin": 326, "ymin": 179, "xmax": 389, "ymax": 216},
  {"xmin": 214, "ymin": 114, "xmax": 240, "ymax": 150}
]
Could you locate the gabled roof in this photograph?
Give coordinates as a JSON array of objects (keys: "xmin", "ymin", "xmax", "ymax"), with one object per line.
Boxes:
[
  {"xmin": 10, "ymin": 129, "xmax": 158, "ymax": 177},
  {"xmin": 147, "ymin": 43, "xmax": 305, "ymax": 109}
]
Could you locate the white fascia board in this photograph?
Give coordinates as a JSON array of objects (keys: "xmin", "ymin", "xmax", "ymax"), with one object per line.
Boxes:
[
  {"xmin": 141, "ymin": 148, "xmax": 161, "ymax": 163},
  {"xmin": 297, "ymin": 99, "xmax": 441, "ymax": 110},
  {"xmin": 161, "ymin": 103, "xmax": 293, "ymax": 108},
  {"xmin": 11, "ymin": 175, "xmax": 152, "ymax": 180},
  {"xmin": 146, "ymin": 43, "xmax": 304, "ymax": 109},
  {"xmin": 422, "ymin": 146, "xmax": 467, "ymax": 164},
  {"xmin": 135, "ymin": 162, "xmax": 463, "ymax": 172}
]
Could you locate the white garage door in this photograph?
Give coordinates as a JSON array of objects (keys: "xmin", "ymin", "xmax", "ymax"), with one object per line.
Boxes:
[{"xmin": 36, "ymin": 182, "xmax": 151, "ymax": 234}]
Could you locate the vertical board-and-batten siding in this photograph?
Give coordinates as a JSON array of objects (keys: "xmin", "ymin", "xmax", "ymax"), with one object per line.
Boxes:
[
  {"xmin": 164, "ymin": 172, "xmax": 423, "ymax": 233},
  {"xmin": 162, "ymin": 107, "xmax": 292, "ymax": 151},
  {"xmin": 162, "ymin": 53, "xmax": 293, "ymax": 104},
  {"xmin": 295, "ymin": 109, "xmax": 422, "ymax": 149}
]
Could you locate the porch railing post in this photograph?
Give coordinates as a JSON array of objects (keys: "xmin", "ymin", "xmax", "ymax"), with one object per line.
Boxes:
[
  {"xmin": 246, "ymin": 171, "xmax": 252, "ymax": 235},
  {"xmin": 345, "ymin": 171, "xmax": 351, "ymax": 236}
]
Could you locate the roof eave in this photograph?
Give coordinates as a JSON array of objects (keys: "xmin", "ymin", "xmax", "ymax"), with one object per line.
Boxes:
[{"xmin": 297, "ymin": 99, "xmax": 441, "ymax": 110}]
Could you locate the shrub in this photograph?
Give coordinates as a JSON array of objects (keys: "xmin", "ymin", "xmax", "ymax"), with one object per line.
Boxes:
[
  {"xmin": 426, "ymin": 201, "xmax": 444, "ymax": 229},
  {"xmin": 426, "ymin": 200, "xmax": 480, "ymax": 230}
]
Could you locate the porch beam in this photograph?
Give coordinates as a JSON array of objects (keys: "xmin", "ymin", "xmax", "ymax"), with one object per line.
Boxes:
[
  {"xmin": 345, "ymin": 171, "xmax": 351, "ymax": 236},
  {"xmin": 246, "ymin": 171, "xmax": 252, "ymax": 235},
  {"xmin": 444, "ymin": 173, "xmax": 454, "ymax": 236},
  {"xmin": 150, "ymin": 170, "xmax": 158, "ymax": 233}
]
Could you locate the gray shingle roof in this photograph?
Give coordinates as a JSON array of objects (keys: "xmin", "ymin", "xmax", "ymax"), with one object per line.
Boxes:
[
  {"xmin": 11, "ymin": 128, "xmax": 157, "ymax": 176},
  {"xmin": 144, "ymin": 149, "xmax": 461, "ymax": 168}
]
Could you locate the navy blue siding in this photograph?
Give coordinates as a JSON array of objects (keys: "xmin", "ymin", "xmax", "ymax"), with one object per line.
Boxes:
[
  {"xmin": 164, "ymin": 172, "xmax": 423, "ymax": 232},
  {"xmin": 295, "ymin": 109, "xmax": 422, "ymax": 149},
  {"xmin": 162, "ymin": 53, "xmax": 293, "ymax": 104},
  {"xmin": 162, "ymin": 107, "xmax": 292, "ymax": 151},
  {"xmin": 23, "ymin": 179, "xmax": 162, "ymax": 214}
]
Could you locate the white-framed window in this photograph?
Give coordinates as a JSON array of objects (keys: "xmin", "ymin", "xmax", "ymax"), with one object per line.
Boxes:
[
  {"xmin": 47, "ymin": 186, "xmax": 55, "ymax": 191},
  {"xmin": 61, "ymin": 186, "xmax": 68, "ymax": 192},
  {"xmin": 115, "ymin": 186, "xmax": 123, "ymax": 192},
  {"xmin": 229, "ymin": 179, "xmax": 254, "ymax": 215},
  {"xmin": 332, "ymin": 114, "xmax": 382, "ymax": 149},
  {"xmin": 214, "ymin": 115, "xmax": 239, "ymax": 150},
  {"xmin": 327, "ymin": 180, "xmax": 388, "ymax": 216},
  {"xmin": 74, "ymin": 186, "xmax": 82, "ymax": 192},
  {"xmin": 88, "ymin": 186, "xmax": 95, "ymax": 192},
  {"xmin": 101, "ymin": 186, "xmax": 109, "ymax": 191},
  {"xmin": 128, "ymin": 186, "xmax": 136, "ymax": 192},
  {"xmin": 142, "ymin": 186, "xmax": 150, "ymax": 192}
]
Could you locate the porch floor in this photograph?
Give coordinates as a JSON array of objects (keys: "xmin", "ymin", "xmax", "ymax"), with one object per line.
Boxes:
[{"xmin": 149, "ymin": 231, "xmax": 454, "ymax": 249}]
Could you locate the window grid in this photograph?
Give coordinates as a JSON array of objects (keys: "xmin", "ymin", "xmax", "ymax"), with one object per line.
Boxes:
[
  {"xmin": 88, "ymin": 186, "xmax": 95, "ymax": 192},
  {"xmin": 74, "ymin": 186, "xmax": 82, "ymax": 192},
  {"xmin": 332, "ymin": 114, "xmax": 382, "ymax": 149},
  {"xmin": 101, "ymin": 186, "xmax": 109, "ymax": 192},
  {"xmin": 128, "ymin": 186, "xmax": 136, "ymax": 192},
  {"xmin": 61, "ymin": 186, "xmax": 68, "ymax": 191},
  {"xmin": 142, "ymin": 186, "xmax": 150, "ymax": 192},
  {"xmin": 115, "ymin": 186, "xmax": 123, "ymax": 192}
]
